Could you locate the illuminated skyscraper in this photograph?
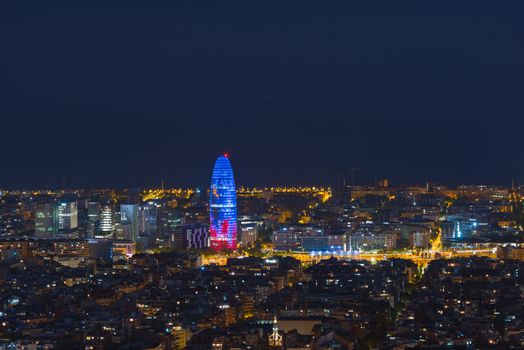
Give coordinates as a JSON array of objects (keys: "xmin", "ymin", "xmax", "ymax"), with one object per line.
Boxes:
[
  {"xmin": 120, "ymin": 203, "xmax": 139, "ymax": 242},
  {"xmin": 87, "ymin": 200, "xmax": 100, "ymax": 238},
  {"xmin": 57, "ymin": 198, "xmax": 78, "ymax": 237},
  {"xmin": 209, "ymin": 154, "xmax": 237, "ymax": 250},
  {"xmin": 98, "ymin": 205, "xmax": 115, "ymax": 239}
]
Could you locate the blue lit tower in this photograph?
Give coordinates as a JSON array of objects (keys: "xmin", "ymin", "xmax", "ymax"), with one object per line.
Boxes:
[{"xmin": 209, "ymin": 154, "xmax": 237, "ymax": 250}]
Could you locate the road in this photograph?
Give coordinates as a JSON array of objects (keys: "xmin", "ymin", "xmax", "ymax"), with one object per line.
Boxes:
[{"xmin": 201, "ymin": 248, "xmax": 497, "ymax": 267}]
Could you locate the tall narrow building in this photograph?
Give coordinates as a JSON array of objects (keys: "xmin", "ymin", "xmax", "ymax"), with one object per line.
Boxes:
[
  {"xmin": 120, "ymin": 203, "xmax": 139, "ymax": 242},
  {"xmin": 98, "ymin": 205, "xmax": 115, "ymax": 239},
  {"xmin": 209, "ymin": 154, "xmax": 237, "ymax": 250},
  {"xmin": 56, "ymin": 198, "xmax": 78, "ymax": 237},
  {"xmin": 87, "ymin": 200, "xmax": 101, "ymax": 238},
  {"xmin": 35, "ymin": 202, "xmax": 57, "ymax": 238}
]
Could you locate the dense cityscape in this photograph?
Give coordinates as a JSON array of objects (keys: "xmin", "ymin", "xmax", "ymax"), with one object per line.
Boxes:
[
  {"xmin": 0, "ymin": 155, "xmax": 524, "ymax": 349},
  {"xmin": 3, "ymin": 1, "xmax": 523, "ymax": 349}
]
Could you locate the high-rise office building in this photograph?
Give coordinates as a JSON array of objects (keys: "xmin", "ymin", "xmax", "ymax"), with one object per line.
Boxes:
[
  {"xmin": 88, "ymin": 201, "xmax": 100, "ymax": 222},
  {"xmin": 209, "ymin": 154, "xmax": 237, "ymax": 250},
  {"xmin": 120, "ymin": 203, "xmax": 139, "ymax": 242},
  {"xmin": 98, "ymin": 205, "xmax": 114, "ymax": 239},
  {"xmin": 76, "ymin": 198, "xmax": 89, "ymax": 238},
  {"xmin": 57, "ymin": 199, "xmax": 78, "ymax": 236},
  {"xmin": 156, "ymin": 202, "xmax": 170, "ymax": 236},
  {"xmin": 138, "ymin": 202, "xmax": 158, "ymax": 235},
  {"xmin": 87, "ymin": 200, "xmax": 100, "ymax": 238},
  {"xmin": 34, "ymin": 202, "xmax": 57, "ymax": 238}
]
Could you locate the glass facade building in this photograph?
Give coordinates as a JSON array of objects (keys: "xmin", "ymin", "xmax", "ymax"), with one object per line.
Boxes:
[
  {"xmin": 120, "ymin": 203, "xmax": 139, "ymax": 242},
  {"xmin": 98, "ymin": 205, "xmax": 115, "ymax": 238},
  {"xmin": 57, "ymin": 199, "xmax": 78, "ymax": 235},
  {"xmin": 35, "ymin": 202, "xmax": 58, "ymax": 238},
  {"xmin": 209, "ymin": 155, "xmax": 237, "ymax": 250}
]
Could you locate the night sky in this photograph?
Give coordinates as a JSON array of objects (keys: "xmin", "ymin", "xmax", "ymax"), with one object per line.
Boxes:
[{"xmin": 1, "ymin": 1, "xmax": 523, "ymax": 189}]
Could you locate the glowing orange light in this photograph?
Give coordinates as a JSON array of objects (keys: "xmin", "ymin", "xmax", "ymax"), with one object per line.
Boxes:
[{"xmin": 224, "ymin": 153, "xmax": 229, "ymax": 157}]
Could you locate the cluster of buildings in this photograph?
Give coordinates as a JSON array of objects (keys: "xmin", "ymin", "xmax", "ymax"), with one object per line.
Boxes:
[
  {"xmin": 0, "ymin": 156, "xmax": 524, "ymax": 348},
  {"xmin": 2, "ymin": 237, "xmax": 524, "ymax": 349},
  {"xmin": 389, "ymin": 257, "xmax": 524, "ymax": 349},
  {"xmin": 0, "ymin": 233, "xmax": 416, "ymax": 350},
  {"xmin": 0, "ymin": 155, "xmax": 255, "ymax": 254},
  {"xmin": 5, "ymin": 155, "xmax": 521, "ymax": 259},
  {"xmin": 269, "ymin": 182, "xmax": 524, "ymax": 256},
  {"xmin": 0, "ymin": 240, "xmax": 305, "ymax": 349},
  {"xmin": 31, "ymin": 190, "xmax": 181, "ymax": 246}
]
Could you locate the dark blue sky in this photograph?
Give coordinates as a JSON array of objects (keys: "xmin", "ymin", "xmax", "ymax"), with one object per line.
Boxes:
[{"xmin": 1, "ymin": 1, "xmax": 523, "ymax": 188}]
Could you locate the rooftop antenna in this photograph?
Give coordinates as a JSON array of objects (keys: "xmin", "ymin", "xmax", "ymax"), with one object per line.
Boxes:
[{"xmin": 161, "ymin": 179, "xmax": 164, "ymax": 191}]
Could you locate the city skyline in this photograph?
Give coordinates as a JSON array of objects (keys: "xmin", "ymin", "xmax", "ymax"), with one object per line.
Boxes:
[{"xmin": 0, "ymin": 165, "xmax": 521, "ymax": 190}]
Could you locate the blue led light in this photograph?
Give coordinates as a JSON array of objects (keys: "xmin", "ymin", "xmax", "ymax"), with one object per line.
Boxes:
[{"xmin": 209, "ymin": 155, "xmax": 237, "ymax": 250}]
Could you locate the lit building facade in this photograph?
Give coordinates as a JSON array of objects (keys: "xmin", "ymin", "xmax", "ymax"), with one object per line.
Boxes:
[
  {"xmin": 112, "ymin": 241, "xmax": 137, "ymax": 260},
  {"xmin": 87, "ymin": 200, "xmax": 100, "ymax": 238},
  {"xmin": 238, "ymin": 215, "xmax": 263, "ymax": 247},
  {"xmin": 57, "ymin": 199, "xmax": 78, "ymax": 236},
  {"xmin": 409, "ymin": 231, "xmax": 430, "ymax": 249},
  {"xmin": 98, "ymin": 205, "xmax": 114, "ymax": 238},
  {"xmin": 348, "ymin": 232, "xmax": 397, "ymax": 251},
  {"xmin": 239, "ymin": 224, "xmax": 257, "ymax": 247},
  {"xmin": 35, "ymin": 202, "xmax": 58, "ymax": 238},
  {"xmin": 138, "ymin": 202, "xmax": 158, "ymax": 235},
  {"xmin": 120, "ymin": 203, "xmax": 139, "ymax": 242},
  {"xmin": 209, "ymin": 154, "xmax": 237, "ymax": 250},
  {"xmin": 171, "ymin": 224, "xmax": 210, "ymax": 250},
  {"xmin": 273, "ymin": 229, "xmax": 301, "ymax": 251}
]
